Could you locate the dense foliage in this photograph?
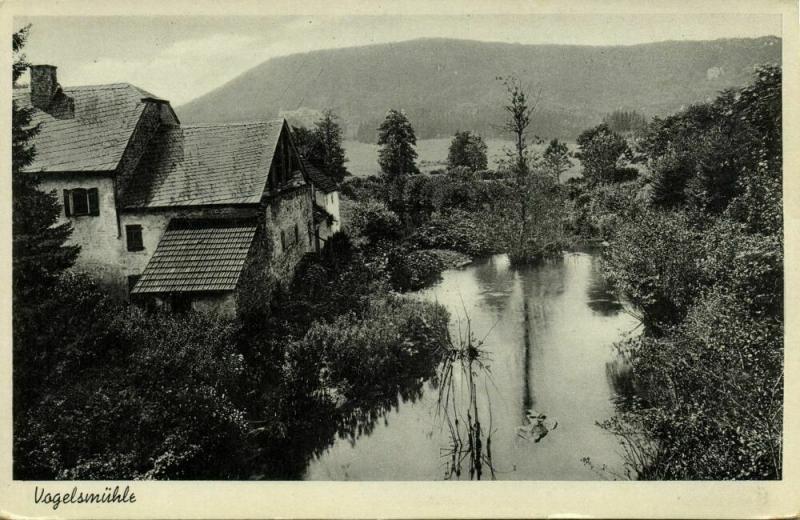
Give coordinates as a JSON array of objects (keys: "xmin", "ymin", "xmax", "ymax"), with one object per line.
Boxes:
[
  {"xmin": 584, "ymin": 64, "xmax": 783, "ymax": 479},
  {"xmin": 15, "ymin": 243, "xmax": 450, "ymax": 479},
  {"xmin": 15, "ymin": 278, "xmax": 250, "ymax": 479}
]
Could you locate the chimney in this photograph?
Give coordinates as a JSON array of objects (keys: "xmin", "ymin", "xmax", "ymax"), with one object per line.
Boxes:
[
  {"xmin": 30, "ymin": 64, "xmax": 58, "ymax": 111},
  {"xmin": 29, "ymin": 64, "xmax": 74, "ymax": 119}
]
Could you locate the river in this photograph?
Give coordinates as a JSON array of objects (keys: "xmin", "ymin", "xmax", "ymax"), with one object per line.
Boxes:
[{"xmin": 303, "ymin": 251, "xmax": 640, "ymax": 480}]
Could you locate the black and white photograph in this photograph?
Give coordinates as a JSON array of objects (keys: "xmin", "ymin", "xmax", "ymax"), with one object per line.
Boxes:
[{"xmin": 2, "ymin": 0, "xmax": 797, "ymax": 517}]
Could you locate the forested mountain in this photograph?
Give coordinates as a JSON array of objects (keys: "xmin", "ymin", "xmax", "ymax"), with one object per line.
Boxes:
[{"xmin": 177, "ymin": 37, "xmax": 780, "ymax": 141}]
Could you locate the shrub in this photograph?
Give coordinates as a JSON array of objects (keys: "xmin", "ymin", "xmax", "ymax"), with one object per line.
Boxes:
[
  {"xmin": 14, "ymin": 277, "xmax": 249, "ymax": 480},
  {"xmin": 603, "ymin": 209, "xmax": 707, "ymax": 328},
  {"xmin": 388, "ymin": 248, "xmax": 445, "ymax": 291},
  {"xmin": 344, "ymin": 199, "xmax": 402, "ymax": 244},
  {"xmin": 296, "ymin": 296, "xmax": 449, "ymax": 398},
  {"xmin": 410, "ymin": 209, "xmax": 497, "ymax": 257},
  {"xmin": 606, "ymin": 286, "xmax": 783, "ymax": 479}
]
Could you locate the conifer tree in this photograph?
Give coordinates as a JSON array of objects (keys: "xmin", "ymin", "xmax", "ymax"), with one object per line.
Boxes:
[
  {"xmin": 314, "ymin": 109, "xmax": 348, "ymax": 182},
  {"xmin": 12, "ymin": 25, "xmax": 79, "ymax": 298},
  {"xmin": 447, "ymin": 131, "xmax": 488, "ymax": 171},
  {"xmin": 377, "ymin": 109, "xmax": 419, "ymax": 178}
]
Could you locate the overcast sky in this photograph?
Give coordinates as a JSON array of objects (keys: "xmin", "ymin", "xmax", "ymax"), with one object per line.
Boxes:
[{"xmin": 14, "ymin": 14, "xmax": 782, "ymax": 106}]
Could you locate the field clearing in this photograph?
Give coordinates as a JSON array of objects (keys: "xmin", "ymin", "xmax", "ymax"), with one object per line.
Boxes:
[{"xmin": 344, "ymin": 138, "xmax": 583, "ymax": 181}]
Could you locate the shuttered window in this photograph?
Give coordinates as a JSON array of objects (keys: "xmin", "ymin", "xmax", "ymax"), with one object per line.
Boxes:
[
  {"xmin": 126, "ymin": 225, "xmax": 144, "ymax": 251},
  {"xmin": 63, "ymin": 188, "xmax": 99, "ymax": 217}
]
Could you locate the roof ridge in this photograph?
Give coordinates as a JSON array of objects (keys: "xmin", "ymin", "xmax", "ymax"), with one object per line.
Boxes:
[
  {"xmin": 64, "ymin": 82, "xmax": 140, "ymax": 90},
  {"xmin": 182, "ymin": 119, "xmax": 283, "ymax": 128}
]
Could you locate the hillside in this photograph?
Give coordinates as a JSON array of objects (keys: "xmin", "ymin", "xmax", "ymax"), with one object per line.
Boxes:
[{"xmin": 177, "ymin": 37, "xmax": 780, "ymax": 141}]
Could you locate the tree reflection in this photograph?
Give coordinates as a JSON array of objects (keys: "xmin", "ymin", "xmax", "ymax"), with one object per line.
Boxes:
[{"xmin": 247, "ymin": 346, "xmax": 441, "ymax": 480}]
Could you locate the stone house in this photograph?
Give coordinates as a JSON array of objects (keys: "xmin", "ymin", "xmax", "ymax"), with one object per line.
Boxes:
[{"xmin": 15, "ymin": 65, "xmax": 340, "ymax": 316}]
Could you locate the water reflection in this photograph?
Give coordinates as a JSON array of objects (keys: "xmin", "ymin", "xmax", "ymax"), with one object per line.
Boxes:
[
  {"xmin": 587, "ymin": 273, "xmax": 624, "ymax": 316},
  {"xmin": 472, "ymin": 255, "xmax": 516, "ymax": 315},
  {"xmin": 303, "ymin": 252, "xmax": 640, "ymax": 480}
]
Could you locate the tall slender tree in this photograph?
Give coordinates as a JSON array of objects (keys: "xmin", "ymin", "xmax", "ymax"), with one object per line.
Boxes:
[
  {"xmin": 493, "ymin": 76, "xmax": 564, "ymax": 264},
  {"xmin": 314, "ymin": 109, "xmax": 348, "ymax": 182},
  {"xmin": 377, "ymin": 109, "xmax": 419, "ymax": 178}
]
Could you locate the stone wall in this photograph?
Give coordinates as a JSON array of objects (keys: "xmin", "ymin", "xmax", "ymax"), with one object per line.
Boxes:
[{"xmin": 265, "ymin": 185, "xmax": 314, "ymax": 285}]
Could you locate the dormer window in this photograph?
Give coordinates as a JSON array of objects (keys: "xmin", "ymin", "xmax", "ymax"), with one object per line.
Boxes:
[{"xmin": 63, "ymin": 188, "xmax": 99, "ymax": 217}]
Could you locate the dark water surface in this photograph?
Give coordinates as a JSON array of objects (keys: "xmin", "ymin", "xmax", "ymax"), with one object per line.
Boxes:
[{"xmin": 304, "ymin": 252, "xmax": 639, "ymax": 480}]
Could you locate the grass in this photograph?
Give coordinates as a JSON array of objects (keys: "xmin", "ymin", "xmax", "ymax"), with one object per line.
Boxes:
[{"xmin": 344, "ymin": 138, "xmax": 583, "ymax": 181}]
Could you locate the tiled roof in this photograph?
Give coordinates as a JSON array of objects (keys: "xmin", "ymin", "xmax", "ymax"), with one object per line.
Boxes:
[
  {"xmin": 302, "ymin": 158, "xmax": 338, "ymax": 193},
  {"xmin": 131, "ymin": 219, "xmax": 257, "ymax": 294},
  {"xmin": 120, "ymin": 120, "xmax": 285, "ymax": 208},
  {"xmin": 13, "ymin": 83, "xmax": 152, "ymax": 173}
]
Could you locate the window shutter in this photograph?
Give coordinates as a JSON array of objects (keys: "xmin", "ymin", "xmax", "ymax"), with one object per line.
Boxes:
[
  {"xmin": 63, "ymin": 189, "xmax": 72, "ymax": 217},
  {"xmin": 88, "ymin": 188, "xmax": 100, "ymax": 216}
]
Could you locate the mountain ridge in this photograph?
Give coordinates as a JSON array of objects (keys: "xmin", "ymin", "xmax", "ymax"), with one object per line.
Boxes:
[{"xmin": 177, "ymin": 36, "xmax": 781, "ymax": 141}]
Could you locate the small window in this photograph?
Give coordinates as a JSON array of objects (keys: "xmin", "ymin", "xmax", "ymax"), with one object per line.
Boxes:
[
  {"xmin": 126, "ymin": 225, "xmax": 144, "ymax": 252},
  {"xmin": 294, "ymin": 224, "xmax": 299, "ymax": 244},
  {"xmin": 280, "ymin": 230, "xmax": 286, "ymax": 252},
  {"xmin": 63, "ymin": 188, "xmax": 99, "ymax": 217}
]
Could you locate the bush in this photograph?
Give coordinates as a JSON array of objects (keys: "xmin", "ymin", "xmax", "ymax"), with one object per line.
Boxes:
[
  {"xmin": 410, "ymin": 209, "xmax": 497, "ymax": 257},
  {"xmin": 606, "ymin": 286, "xmax": 782, "ymax": 479},
  {"xmin": 389, "ymin": 248, "xmax": 445, "ymax": 291},
  {"xmin": 344, "ymin": 199, "xmax": 402, "ymax": 244},
  {"xmin": 295, "ymin": 296, "xmax": 449, "ymax": 398},
  {"xmin": 603, "ymin": 209, "xmax": 707, "ymax": 328},
  {"xmin": 14, "ymin": 276, "xmax": 249, "ymax": 479},
  {"xmin": 566, "ymin": 180, "xmax": 642, "ymax": 239}
]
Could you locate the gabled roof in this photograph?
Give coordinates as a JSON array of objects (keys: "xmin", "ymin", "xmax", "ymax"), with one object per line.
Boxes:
[
  {"xmin": 301, "ymin": 158, "xmax": 338, "ymax": 193},
  {"xmin": 120, "ymin": 120, "xmax": 285, "ymax": 208},
  {"xmin": 13, "ymin": 83, "xmax": 161, "ymax": 173},
  {"xmin": 131, "ymin": 219, "xmax": 257, "ymax": 294}
]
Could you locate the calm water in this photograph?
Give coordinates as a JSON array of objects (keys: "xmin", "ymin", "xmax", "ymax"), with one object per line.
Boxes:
[{"xmin": 303, "ymin": 252, "xmax": 639, "ymax": 480}]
